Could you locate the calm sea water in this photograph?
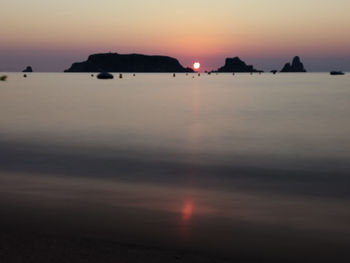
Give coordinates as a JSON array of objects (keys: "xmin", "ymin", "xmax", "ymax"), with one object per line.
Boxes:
[{"xmin": 1, "ymin": 73, "xmax": 350, "ymax": 261}]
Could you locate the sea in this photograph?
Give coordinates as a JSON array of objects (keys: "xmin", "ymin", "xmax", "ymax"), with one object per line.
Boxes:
[{"xmin": 0, "ymin": 72, "xmax": 350, "ymax": 262}]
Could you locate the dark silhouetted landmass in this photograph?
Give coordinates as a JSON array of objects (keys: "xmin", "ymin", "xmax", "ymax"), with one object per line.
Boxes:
[
  {"xmin": 217, "ymin": 57, "xmax": 259, "ymax": 72},
  {"xmin": 280, "ymin": 56, "xmax": 306, "ymax": 72},
  {"xmin": 97, "ymin": 72, "xmax": 114, "ymax": 79},
  {"xmin": 22, "ymin": 66, "xmax": 33, "ymax": 72},
  {"xmin": 330, "ymin": 71, "xmax": 345, "ymax": 75},
  {"xmin": 64, "ymin": 53, "xmax": 194, "ymax": 73}
]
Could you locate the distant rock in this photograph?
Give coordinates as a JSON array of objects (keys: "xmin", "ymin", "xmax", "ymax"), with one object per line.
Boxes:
[
  {"xmin": 330, "ymin": 71, "xmax": 345, "ymax": 75},
  {"xmin": 270, "ymin": 70, "xmax": 278, "ymax": 74},
  {"xmin": 97, "ymin": 72, "xmax": 114, "ymax": 79},
  {"xmin": 280, "ymin": 56, "xmax": 306, "ymax": 72},
  {"xmin": 64, "ymin": 53, "xmax": 194, "ymax": 73},
  {"xmin": 22, "ymin": 66, "xmax": 33, "ymax": 72},
  {"xmin": 217, "ymin": 57, "xmax": 259, "ymax": 73}
]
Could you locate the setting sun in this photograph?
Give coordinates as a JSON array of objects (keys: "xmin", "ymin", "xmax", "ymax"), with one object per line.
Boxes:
[{"xmin": 193, "ymin": 62, "xmax": 201, "ymax": 70}]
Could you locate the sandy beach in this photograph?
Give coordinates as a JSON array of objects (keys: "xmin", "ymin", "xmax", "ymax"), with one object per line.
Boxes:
[{"xmin": 1, "ymin": 172, "xmax": 349, "ymax": 263}]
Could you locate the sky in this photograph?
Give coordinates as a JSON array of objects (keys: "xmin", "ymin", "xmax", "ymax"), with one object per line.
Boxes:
[{"xmin": 1, "ymin": 0, "xmax": 350, "ymax": 72}]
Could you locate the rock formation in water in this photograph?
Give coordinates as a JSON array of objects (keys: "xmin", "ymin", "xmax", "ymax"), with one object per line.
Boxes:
[
  {"xmin": 217, "ymin": 57, "xmax": 259, "ymax": 73},
  {"xmin": 97, "ymin": 72, "xmax": 114, "ymax": 79},
  {"xmin": 22, "ymin": 66, "xmax": 33, "ymax": 72},
  {"xmin": 330, "ymin": 71, "xmax": 345, "ymax": 75},
  {"xmin": 64, "ymin": 53, "xmax": 194, "ymax": 73},
  {"xmin": 280, "ymin": 56, "xmax": 306, "ymax": 72}
]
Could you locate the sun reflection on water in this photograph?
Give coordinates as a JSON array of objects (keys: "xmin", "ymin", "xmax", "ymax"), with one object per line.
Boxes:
[{"xmin": 182, "ymin": 201, "xmax": 194, "ymax": 222}]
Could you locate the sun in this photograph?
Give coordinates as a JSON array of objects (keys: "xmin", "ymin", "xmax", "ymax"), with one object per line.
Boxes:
[{"xmin": 193, "ymin": 62, "xmax": 200, "ymax": 70}]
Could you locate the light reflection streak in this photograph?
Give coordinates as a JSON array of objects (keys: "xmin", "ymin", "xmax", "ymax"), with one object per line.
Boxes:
[
  {"xmin": 178, "ymin": 79, "xmax": 201, "ymax": 239},
  {"xmin": 181, "ymin": 200, "xmax": 194, "ymax": 222}
]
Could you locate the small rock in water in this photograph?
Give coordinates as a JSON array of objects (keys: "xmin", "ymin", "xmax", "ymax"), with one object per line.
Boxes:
[
  {"xmin": 133, "ymin": 74, "xmax": 136, "ymax": 76},
  {"xmin": 0, "ymin": 75, "xmax": 7, "ymax": 81},
  {"xmin": 119, "ymin": 73, "xmax": 123, "ymax": 79},
  {"xmin": 173, "ymin": 73, "xmax": 176, "ymax": 77},
  {"xmin": 330, "ymin": 71, "xmax": 345, "ymax": 75},
  {"xmin": 22, "ymin": 66, "xmax": 33, "ymax": 73},
  {"xmin": 23, "ymin": 74, "xmax": 27, "ymax": 78},
  {"xmin": 97, "ymin": 72, "xmax": 114, "ymax": 79},
  {"xmin": 91, "ymin": 74, "xmax": 94, "ymax": 77}
]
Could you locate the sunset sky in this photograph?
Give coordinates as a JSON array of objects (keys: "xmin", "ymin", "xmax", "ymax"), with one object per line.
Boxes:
[{"xmin": 1, "ymin": 0, "xmax": 349, "ymax": 72}]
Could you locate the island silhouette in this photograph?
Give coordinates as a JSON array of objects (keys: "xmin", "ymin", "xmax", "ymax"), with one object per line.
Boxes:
[
  {"xmin": 64, "ymin": 53, "xmax": 311, "ymax": 73},
  {"xmin": 22, "ymin": 66, "xmax": 33, "ymax": 72},
  {"xmin": 64, "ymin": 53, "xmax": 194, "ymax": 73},
  {"xmin": 280, "ymin": 56, "xmax": 307, "ymax": 72},
  {"xmin": 217, "ymin": 57, "xmax": 260, "ymax": 72}
]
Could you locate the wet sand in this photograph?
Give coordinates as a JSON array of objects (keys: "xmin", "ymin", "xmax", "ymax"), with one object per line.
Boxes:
[{"xmin": 1, "ymin": 173, "xmax": 349, "ymax": 263}]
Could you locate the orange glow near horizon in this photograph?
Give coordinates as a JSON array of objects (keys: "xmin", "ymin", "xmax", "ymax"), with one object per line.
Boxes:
[{"xmin": 1, "ymin": 0, "xmax": 350, "ymax": 71}]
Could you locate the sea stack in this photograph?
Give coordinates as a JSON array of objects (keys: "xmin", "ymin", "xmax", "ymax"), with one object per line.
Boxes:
[
  {"xmin": 280, "ymin": 56, "xmax": 307, "ymax": 72},
  {"xmin": 217, "ymin": 57, "xmax": 259, "ymax": 73},
  {"xmin": 22, "ymin": 66, "xmax": 33, "ymax": 73}
]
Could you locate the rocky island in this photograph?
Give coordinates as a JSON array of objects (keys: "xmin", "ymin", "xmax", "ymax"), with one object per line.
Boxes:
[
  {"xmin": 22, "ymin": 66, "xmax": 33, "ymax": 72},
  {"xmin": 64, "ymin": 53, "xmax": 194, "ymax": 73},
  {"xmin": 217, "ymin": 57, "xmax": 260, "ymax": 73},
  {"xmin": 280, "ymin": 56, "xmax": 307, "ymax": 72}
]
